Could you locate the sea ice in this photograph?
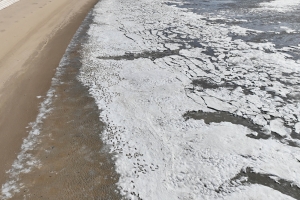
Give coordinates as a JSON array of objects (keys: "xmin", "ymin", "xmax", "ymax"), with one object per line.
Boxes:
[
  {"xmin": 270, "ymin": 118, "xmax": 291, "ymax": 137},
  {"xmin": 78, "ymin": 0, "xmax": 300, "ymax": 199}
]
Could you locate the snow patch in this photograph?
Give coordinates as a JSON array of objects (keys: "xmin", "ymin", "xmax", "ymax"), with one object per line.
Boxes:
[
  {"xmin": 295, "ymin": 122, "xmax": 300, "ymax": 134},
  {"xmin": 0, "ymin": 0, "xmax": 19, "ymax": 11},
  {"xmin": 270, "ymin": 118, "xmax": 291, "ymax": 137}
]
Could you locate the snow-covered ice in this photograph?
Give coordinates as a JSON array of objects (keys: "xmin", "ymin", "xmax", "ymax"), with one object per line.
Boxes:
[
  {"xmin": 270, "ymin": 118, "xmax": 291, "ymax": 137},
  {"xmin": 295, "ymin": 122, "xmax": 300, "ymax": 134},
  {"xmin": 0, "ymin": 0, "xmax": 19, "ymax": 11},
  {"xmin": 79, "ymin": 0, "xmax": 300, "ymax": 199}
]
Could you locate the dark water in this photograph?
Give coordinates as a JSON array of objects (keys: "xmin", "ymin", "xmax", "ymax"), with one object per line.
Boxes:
[{"xmin": 217, "ymin": 167, "xmax": 300, "ymax": 199}]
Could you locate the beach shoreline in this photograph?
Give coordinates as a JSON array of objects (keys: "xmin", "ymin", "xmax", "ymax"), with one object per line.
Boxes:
[{"xmin": 0, "ymin": 0, "xmax": 98, "ymax": 186}]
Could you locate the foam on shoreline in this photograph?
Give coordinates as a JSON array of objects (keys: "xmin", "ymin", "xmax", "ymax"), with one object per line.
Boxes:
[{"xmin": 0, "ymin": 46, "xmax": 65, "ymax": 200}]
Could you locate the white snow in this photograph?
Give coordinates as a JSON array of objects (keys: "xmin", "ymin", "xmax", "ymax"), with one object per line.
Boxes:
[
  {"xmin": 79, "ymin": 0, "xmax": 300, "ymax": 199},
  {"xmin": 280, "ymin": 26, "xmax": 297, "ymax": 34},
  {"xmin": 0, "ymin": 0, "xmax": 19, "ymax": 11},
  {"xmin": 295, "ymin": 122, "xmax": 300, "ymax": 134},
  {"xmin": 270, "ymin": 118, "xmax": 291, "ymax": 137}
]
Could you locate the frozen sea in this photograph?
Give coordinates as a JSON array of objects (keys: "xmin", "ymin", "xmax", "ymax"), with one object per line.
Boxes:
[{"xmin": 2, "ymin": 0, "xmax": 300, "ymax": 199}]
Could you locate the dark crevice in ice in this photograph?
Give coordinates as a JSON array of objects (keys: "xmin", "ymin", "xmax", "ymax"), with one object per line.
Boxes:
[
  {"xmin": 217, "ymin": 167, "xmax": 300, "ymax": 199},
  {"xmin": 153, "ymin": 26, "xmax": 207, "ymax": 51},
  {"xmin": 97, "ymin": 49, "xmax": 180, "ymax": 61},
  {"xmin": 183, "ymin": 110, "xmax": 270, "ymax": 139},
  {"xmin": 269, "ymin": 128, "xmax": 300, "ymax": 148},
  {"xmin": 191, "ymin": 78, "xmax": 234, "ymax": 89},
  {"xmin": 286, "ymin": 139, "xmax": 300, "ymax": 148},
  {"xmin": 190, "ymin": 77, "xmax": 254, "ymax": 95},
  {"xmin": 259, "ymin": 85, "xmax": 300, "ymax": 104},
  {"xmin": 291, "ymin": 131, "xmax": 300, "ymax": 141},
  {"xmin": 202, "ymin": 46, "xmax": 216, "ymax": 57},
  {"xmin": 187, "ymin": 77, "xmax": 300, "ymax": 146},
  {"xmin": 184, "ymin": 110, "xmax": 300, "ymax": 148},
  {"xmin": 276, "ymin": 78, "xmax": 299, "ymax": 87},
  {"xmin": 191, "ymin": 76, "xmax": 299, "ymax": 102},
  {"xmin": 259, "ymin": 86, "xmax": 290, "ymax": 102},
  {"xmin": 232, "ymin": 32, "xmax": 300, "ymax": 54}
]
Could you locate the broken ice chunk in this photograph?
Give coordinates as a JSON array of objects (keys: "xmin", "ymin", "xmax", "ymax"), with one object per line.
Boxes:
[
  {"xmin": 202, "ymin": 96, "xmax": 236, "ymax": 112},
  {"xmin": 270, "ymin": 118, "xmax": 291, "ymax": 137},
  {"xmin": 295, "ymin": 122, "xmax": 300, "ymax": 134},
  {"xmin": 252, "ymin": 115, "xmax": 267, "ymax": 126}
]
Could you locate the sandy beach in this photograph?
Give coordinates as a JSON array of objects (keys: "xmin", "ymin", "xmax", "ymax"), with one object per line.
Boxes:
[{"xmin": 0, "ymin": 0, "xmax": 98, "ymax": 188}]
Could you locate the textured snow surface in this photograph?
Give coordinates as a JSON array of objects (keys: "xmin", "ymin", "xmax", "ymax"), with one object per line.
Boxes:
[
  {"xmin": 79, "ymin": 0, "xmax": 300, "ymax": 199},
  {"xmin": 0, "ymin": 0, "xmax": 19, "ymax": 11}
]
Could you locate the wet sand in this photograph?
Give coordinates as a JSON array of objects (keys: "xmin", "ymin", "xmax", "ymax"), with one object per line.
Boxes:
[
  {"xmin": 7, "ymin": 12, "xmax": 121, "ymax": 199},
  {"xmin": 0, "ymin": 0, "xmax": 98, "ymax": 188}
]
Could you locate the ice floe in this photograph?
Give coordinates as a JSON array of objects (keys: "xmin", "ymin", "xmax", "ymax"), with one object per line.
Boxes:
[{"xmin": 295, "ymin": 122, "xmax": 300, "ymax": 134}]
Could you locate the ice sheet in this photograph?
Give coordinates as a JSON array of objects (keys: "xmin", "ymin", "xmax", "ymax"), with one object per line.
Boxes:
[{"xmin": 79, "ymin": 0, "xmax": 300, "ymax": 199}]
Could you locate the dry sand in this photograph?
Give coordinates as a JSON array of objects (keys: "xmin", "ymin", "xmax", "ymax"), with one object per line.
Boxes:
[{"xmin": 0, "ymin": 0, "xmax": 98, "ymax": 187}]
